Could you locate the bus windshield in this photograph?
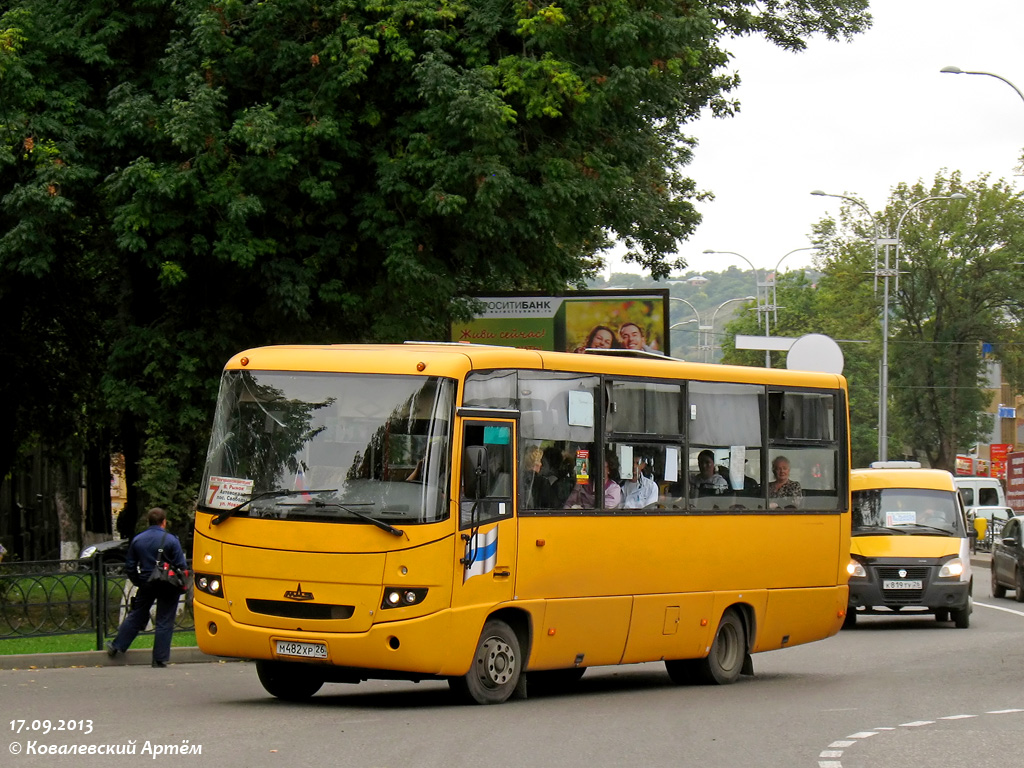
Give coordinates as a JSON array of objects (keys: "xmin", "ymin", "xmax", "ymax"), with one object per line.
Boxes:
[
  {"xmin": 199, "ymin": 370, "xmax": 454, "ymax": 525},
  {"xmin": 851, "ymin": 488, "xmax": 964, "ymax": 536}
]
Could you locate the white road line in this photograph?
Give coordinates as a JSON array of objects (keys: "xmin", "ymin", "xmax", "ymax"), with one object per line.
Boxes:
[
  {"xmin": 973, "ymin": 600, "xmax": 1024, "ymax": 617},
  {"xmin": 817, "ymin": 708, "xmax": 1024, "ymax": 766}
]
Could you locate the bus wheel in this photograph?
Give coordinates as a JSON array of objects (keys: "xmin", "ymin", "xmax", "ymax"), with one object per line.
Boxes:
[
  {"xmin": 256, "ymin": 661, "xmax": 324, "ymax": 701},
  {"xmin": 668, "ymin": 609, "xmax": 746, "ymax": 686},
  {"xmin": 450, "ymin": 619, "xmax": 521, "ymax": 705},
  {"xmin": 842, "ymin": 609, "xmax": 857, "ymax": 629}
]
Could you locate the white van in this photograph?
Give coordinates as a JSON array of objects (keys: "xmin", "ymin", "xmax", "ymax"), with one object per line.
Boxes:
[{"xmin": 955, "ymin": 476, "xmax": 1006, "ymax": 508}]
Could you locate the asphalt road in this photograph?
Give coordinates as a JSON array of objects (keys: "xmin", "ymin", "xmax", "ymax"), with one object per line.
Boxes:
[{"xmin": 2, "ymin": 556, "xmax": 1021, "ymax": 768}]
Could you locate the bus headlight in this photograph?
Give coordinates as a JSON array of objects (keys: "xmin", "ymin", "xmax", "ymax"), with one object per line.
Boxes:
[
  {"xmin": 194, "ymin": 572, "xmax": 224, "ymax": 598},
  {"xmin": 381, "ymin": 587, "xmax": 427, "ymax": 609},
  {"xmin": 938, "ymin": 558, "xmax": 964, "ymax": 579},
  {"xmin": 847, "ymin": 559, "xmax": 866, "ymax": 579}
]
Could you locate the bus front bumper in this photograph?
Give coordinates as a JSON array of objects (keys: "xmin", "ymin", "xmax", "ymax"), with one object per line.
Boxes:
[{"xmin": 192, "ymin": 601, "xmax": 480, "ymax": 678}]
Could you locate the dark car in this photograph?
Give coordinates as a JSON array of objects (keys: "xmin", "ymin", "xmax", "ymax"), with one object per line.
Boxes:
[
  {"xmin": 78, "ymin": 538, "xmax": 130, "ymax": 569},
  {"xmin": 991, "ymin": 515, "xmax": 1024, "ymax": 601}
]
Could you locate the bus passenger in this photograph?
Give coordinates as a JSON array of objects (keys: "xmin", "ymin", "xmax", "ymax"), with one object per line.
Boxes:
[
  {"xmin": 564, "ymin": 453, "xmax": 623, "ymax": 509},
  {"xmin": 623, "ymin": 454, "xmax": 658, "ymax": 508},
  {"xmin": 769, "ymin": 456, "xmax": 803, "ymax": 508},
  {"xmin": 691, "ymin": 450, "xmax": 728, "ymax": 497}
]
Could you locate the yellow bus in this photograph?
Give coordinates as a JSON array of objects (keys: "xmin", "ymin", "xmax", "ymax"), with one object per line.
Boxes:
[
  {"xmin": 846, "ymin": 463, "xmax": 973, "ymax": 628},
  {"xmin": 192, "ymin": 343, "xmax": 851, "ymax": 703}
]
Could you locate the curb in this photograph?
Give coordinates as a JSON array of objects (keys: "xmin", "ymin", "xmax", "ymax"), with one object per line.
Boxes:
[{"xmin": 0, "ymin": 646, "xmax": 235, "ymax": 671}]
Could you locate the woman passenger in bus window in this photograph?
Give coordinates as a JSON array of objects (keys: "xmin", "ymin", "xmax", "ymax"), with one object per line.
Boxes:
[
  {"xmin": 768, "ymin": 455, "xmax": 803, "ymax": 508},
  {"xmin": 564, "ymin": 453, "xmax": 623, "ymax": 509}
]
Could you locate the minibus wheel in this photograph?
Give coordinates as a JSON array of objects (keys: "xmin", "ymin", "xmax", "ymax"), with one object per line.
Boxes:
[
  {"xmin": 256, "ymin": 660, "xmax": 324, "ymax": 701},
  {"xmin": 951, "ymin": 598, "xmax": 971, "ymax": 629},
  {"xmin": 450, "ymin": 618, "xmax": 522, "ymax": 704},
  {"xmin": 666, "ymin": 608, "xmax": 746, "ymax": 685}
]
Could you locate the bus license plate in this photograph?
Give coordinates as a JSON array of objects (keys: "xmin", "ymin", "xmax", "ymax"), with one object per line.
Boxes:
[
  {"xmin": 275, "ymin": 640, "xmax": 327, "ymax": 659},
  {"xmin": 883, "ymin": 579, "xmax": 923, "ymax": 590}
]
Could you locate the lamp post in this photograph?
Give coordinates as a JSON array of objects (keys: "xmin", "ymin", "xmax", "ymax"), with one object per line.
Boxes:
[
  {"xmin": 708, "ymin": 296, "xmax": 757, "ymax": 364},
  {"xmin": 669, "ymin": 319, "xmax": 698, "ymax": 360},
  {"xmin": 668, "ymin": 297, "xmax": 701, "ymax": 359},
  {"xmin": 769, "ymin": 246, "xmax": 819, "ymax": 325},
  {"xmin": 940, "ymin": 66, "xmax": 1024, "ymax": 105},
  {"xmin": 702, "ymin": 249, "xmax": 770, "ymax": 366},
  {"xmin": 941, "ymin": 66, "xmax": 1024, "ymax": 171},
  {"xmin": 879, "ymin": 193, "xmax": 966, "ymax": 461},
  {"xmin": 811, "ymin": 190, "xmax": 889, "ymax": 458}
]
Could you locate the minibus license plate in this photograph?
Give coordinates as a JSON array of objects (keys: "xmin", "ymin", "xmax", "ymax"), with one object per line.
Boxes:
[
  {"xmin": 883, "ymin": 579, "xmax": 922, "ymax": 590},
  {"xmin": 275, "ymin": 640, "xmax": 327, "ymax": 659}
]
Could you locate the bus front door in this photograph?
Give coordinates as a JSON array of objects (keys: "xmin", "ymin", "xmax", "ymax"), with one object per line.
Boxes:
[{"xmin": 452, "ymin": 418, "xmax": 518, "ymax": 612}]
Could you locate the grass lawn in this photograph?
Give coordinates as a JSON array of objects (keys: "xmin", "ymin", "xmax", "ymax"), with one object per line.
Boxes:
[{"xmin": 0, "ymin": 632, "xmax": 197, "ymax": 656}]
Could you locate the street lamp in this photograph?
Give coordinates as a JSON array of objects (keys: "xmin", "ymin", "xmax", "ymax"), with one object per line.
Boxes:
[
  {"xmin": 941, "ymin": 66, "xmax": 1024, "ymax": 171},
  {"xmin": 877, "ymin": 193, "xmax": 967, "ymax": 462},
  {"xmin": 940, "ymin": 66, "xmax": 1024, "ymax": 106},
  {"xmin": 769, "ymin": 246, "xmax": 819, "ymax": 322},
  {"xmin": 708, "ymin": 296, "xmax": 757, "ymax": 364},
  {"xmin": 702, "ymin": 249, "xmax": 770, "ymax": 366},
  {"xmin": 811, "ymin": 189, "xmax": 889, "ymax": 459},
  {"xmin": 810, "ymin": 190, "xmax": 883, "ymax": 292},
  {"xmin": 668, "ymin": 297, "xmax": 701, "ymax": 359}
]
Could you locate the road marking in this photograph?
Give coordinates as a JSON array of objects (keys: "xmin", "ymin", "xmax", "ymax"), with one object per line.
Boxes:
[
  {"xmin": 816, "ymin": 707, "xmax": 1024, "ymax": 766},
  {"xmin": 973, "ymin": 600, "xmax": 1024, "ymax": 617}
]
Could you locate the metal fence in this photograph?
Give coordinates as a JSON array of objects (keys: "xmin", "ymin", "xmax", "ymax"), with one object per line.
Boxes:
[
  {"xmin": 0, "ymin": 554, "xmax": 193, "ymax": 649},
  {"xmin": 972, "ymin": 516, "xmax": 1007, "ymax": 553}
]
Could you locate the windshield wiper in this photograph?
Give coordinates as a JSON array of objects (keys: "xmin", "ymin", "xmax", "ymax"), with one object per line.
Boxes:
[
  {"xmin": 313, "ymin": 501, "xmax": 405, "ymax": 537},
  {"xmin": 854, "ymin": 525, "xmax": 904, "ymax": 536},
  {"xmin": 211, "ymin": 488, "xmax": 337, "ymax": 526}
]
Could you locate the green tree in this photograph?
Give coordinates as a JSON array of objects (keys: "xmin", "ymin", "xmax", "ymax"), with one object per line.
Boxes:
[
  {"xmin": 1, "ymin": 1, "xmax": 871, "ymax": 534},
  {"xmin": 882, "ymin": 174, "xmax": 1024, "ymax": 469}
]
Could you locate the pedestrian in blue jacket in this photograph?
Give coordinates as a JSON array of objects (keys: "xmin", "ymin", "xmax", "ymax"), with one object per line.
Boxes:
[{"xmin": 106, "ymin": 507, "xmax": 188, "ymax": 667}]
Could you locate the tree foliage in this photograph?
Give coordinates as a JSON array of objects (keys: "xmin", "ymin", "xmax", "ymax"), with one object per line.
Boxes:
[{"xmin": 0, "ymin": 0, "xmax": 871, "ymax": 531}]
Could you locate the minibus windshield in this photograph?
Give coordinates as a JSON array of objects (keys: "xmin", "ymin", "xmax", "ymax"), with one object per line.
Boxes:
[
  {"xmin": 852, "ymin": 488, "xmax": 964, "ymax": 537},
  {"xmin": 199, "ymin": 370, "xmax": 454, "ymax": 524}
]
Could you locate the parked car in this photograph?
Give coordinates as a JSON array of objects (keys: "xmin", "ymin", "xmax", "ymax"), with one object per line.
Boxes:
[
  {"xmin": 78, "ymin": 538, "xmax": 130, "ymax": 569},
  {"xmin": 991, "ymin": 516, "xmax": 1024, "ymax": 602}
]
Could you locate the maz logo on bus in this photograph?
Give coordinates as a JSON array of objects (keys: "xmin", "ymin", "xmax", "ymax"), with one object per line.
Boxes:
[{"xmin": 284, "ymin": 584, "xmax": 314, "ymax": 601}]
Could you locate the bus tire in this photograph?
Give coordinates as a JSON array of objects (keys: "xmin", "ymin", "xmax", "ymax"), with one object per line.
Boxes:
[
  {"xmin": 842, "ymin": 609, "xmax": 857, "ymax": 628},
  {"xmin": 256, "ymin": 660, "xmax": 324, "ymax": 701},
  {"xmin": 669, "ymin": 609, "xmax": 746, "ymax": 686},
  {"xmin": 451, "ymin": 619, "xmax": 521, "ymax": 705}
]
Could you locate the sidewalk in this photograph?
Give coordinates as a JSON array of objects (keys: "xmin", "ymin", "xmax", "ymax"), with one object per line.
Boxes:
[{"xmin": 0, "ymin": 646, "xmax": 230, "ymax": 671}]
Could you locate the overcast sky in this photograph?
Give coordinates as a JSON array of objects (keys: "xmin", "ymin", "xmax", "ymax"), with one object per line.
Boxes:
[{"xmin": 607, "ymin": 0, "xmax": 1024, "ymax": 278}]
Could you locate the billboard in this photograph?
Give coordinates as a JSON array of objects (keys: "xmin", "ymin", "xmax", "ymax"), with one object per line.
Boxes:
[
  {"xmin": 450, "ymin": 290, "xmax": 670, "ymax": 355},
  {"xmin": 1006, "ymin": 451, "xmax": 1024, "ymax": 515}
]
